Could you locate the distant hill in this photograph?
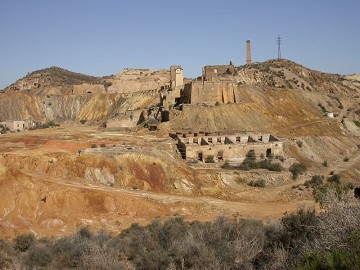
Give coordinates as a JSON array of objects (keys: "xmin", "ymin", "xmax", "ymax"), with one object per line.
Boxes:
[
  {"xmin": 235, "ymin": 59, "xmax": 360, "ymax": 95},
  {"xmin": 3, "ymin": 67, "xmax": 101, "ymax": 94},
  {"xmin": 3, "ymin": 66, "xmax": 171, "ymax": 96}
]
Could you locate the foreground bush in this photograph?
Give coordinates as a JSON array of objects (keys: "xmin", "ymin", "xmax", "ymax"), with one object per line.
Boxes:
[{"xmin": 1, "ymin": 190, "xmax": 359, "ymax": 269}]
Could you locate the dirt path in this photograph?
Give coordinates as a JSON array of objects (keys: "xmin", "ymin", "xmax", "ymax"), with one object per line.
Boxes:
[{"xmin": 329, "ymin": 147, "xmax": 360, "ymax": 173}]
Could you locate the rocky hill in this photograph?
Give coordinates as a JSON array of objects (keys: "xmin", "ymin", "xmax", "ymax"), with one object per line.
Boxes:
[
  {"xmin": 1, "ymin": 59, "xmax": 359, "ymax": 127},
  {"xmin": 3, "ymin": 67, "xmax": 102, "ymax": 95},
  {"xmin": 0, "ymin": 67, "xmax": 170, "ymax": 123},
  {"xmin": 235, "ymin": 59, "xmax": 360, "ymax": 96},
  {"xmin": 3, "ymin": 66, "xmax": 170, "ymax": 96}
]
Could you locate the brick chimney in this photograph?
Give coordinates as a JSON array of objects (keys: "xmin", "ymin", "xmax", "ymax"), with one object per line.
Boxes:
[{"xmin": 246, "ymin": 40, "xmax": 252, "ymax": 65}]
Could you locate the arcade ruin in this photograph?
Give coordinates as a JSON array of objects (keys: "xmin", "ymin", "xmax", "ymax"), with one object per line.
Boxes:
[{"xmin": 173, "ymin": 131, "xmax": 283, "ymax": 163}]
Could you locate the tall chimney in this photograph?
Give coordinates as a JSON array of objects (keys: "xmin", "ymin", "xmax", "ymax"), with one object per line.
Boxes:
[{"xmin": 246, "ymin": 40, "xmax": 252, "ymax": 65}]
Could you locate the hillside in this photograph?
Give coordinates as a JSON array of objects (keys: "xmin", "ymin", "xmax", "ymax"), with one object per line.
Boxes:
[
  {"xmin": 3, "ymin": 67, "xmax": 101, "ymax": 95},
  {"xmin": 235, "ymin": 59, "xmax": 360, "ymax": 95},
  {"xmin": 1, "ymin": 59, "xmax": 359, "ymax": 126},
  {"xmin": 3, "ymin": 66, "xmax": 171, "ymax": 96}
]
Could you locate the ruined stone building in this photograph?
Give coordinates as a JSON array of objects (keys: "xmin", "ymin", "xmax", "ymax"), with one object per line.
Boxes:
[
  {"xmin": 202, "ymin": 65, "xmax": 235, "ymax": 81},
  {"xmin": 159, "ymin": 63, "xmax": 241, "ymax": 121},
  {"xmin": 0, "ymin": 120, "xmax": 36, "ymax": 131},
  {"xmin": 181, "ymin": 64, "xmax": 240, "ymax": 105},
  {"xmin": 173, "ymin": 131, "xmax": 283, "ymax": 163},
  {"xmin": 160, "ymin": 66, "xmax": 184, "ymax": 121}
]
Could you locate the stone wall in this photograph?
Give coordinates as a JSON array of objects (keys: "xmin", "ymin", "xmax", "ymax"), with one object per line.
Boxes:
[
  {"xmin": 203, "ymin": 65, "xmax": 235, "ymax": 81},
  {"xmin": 182, "ymin": 81, "xmax": 241, "ymax": 104},
  {"xmin": 1, "ymin": 120, "xmax": 35, "ymax": 131}
]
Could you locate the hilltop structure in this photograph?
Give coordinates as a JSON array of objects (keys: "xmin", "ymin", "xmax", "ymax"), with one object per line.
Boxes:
[{"xmin": 159, "ymin": 63, "xmax": 240, "ymax": 121}]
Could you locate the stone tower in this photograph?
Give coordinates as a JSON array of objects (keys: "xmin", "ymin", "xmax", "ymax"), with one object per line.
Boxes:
[
  {"xmin": 170, "ymin": 66, "xmax": 184, "ymax": 89},
  {"xmin": 246, "ymin": 40, "xmax": 252, "ymax": 65}
]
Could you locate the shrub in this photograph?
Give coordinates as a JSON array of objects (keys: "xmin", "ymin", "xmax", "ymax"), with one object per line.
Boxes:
[
  {"xmin": 296, "ymin": 140, "xmax": 303, "ymax": 148},
  {"xmin": 91, "ymin": 144, "xmax": 97, "ymax": 148},
  {"xmin": 80, "ymin": 119, "xmax": 87, "ymax": 124},
  {"xmin": 205, "ymin": 155, "xmax": 215, "ymax": 163},
  {"xmin": 327, "ymin": 174, "xmax": 341, "ymax": 184},
  {"xmin": 322, "ymin": 160, "xmax": 328, "ymax": 167},
  {"xmin": 318, "ymin": 103, "xmax": 327, "ymax": 113},
  {"xmin": 23, "ymin": 244, "xmax": 52, "ymax": 268},
  {"xmin": 275, "ymin": 155, "xmax": 285, "ymax": 162},
  {"xmin": 100, "ymin": 143, "xmax": 106, "ymax": 148},
  {"xmin": 289, "ymin": 163, "xmax": 307, "ymax": 180},
  {"xmin": 14, "ymin": 233, "xmax": 36, "ymax": 252},
  {"xmin": 221, "ymin": 160, "xmax": 231, "ymax": 169},
  {"xmin": 248, "ymin": 179, "xmax": 266, "ymax": 188},
  {"xmin": 246, "ymin": 150, "xmax": 256, "ymax": 161},
  {"xmin": 281, "ymin": 207, "xmax": 318, "ymax": 248},
  {"xmin": 304, "ymin": 175, "xmax": 323, "ymax": 188},
  {"xmin": 238, "ymin": 158, "xmax": 283, "ymax": 172},
  {"xmin": 343, "ymin": 157, "xmax": 349, "ymax": 162}
]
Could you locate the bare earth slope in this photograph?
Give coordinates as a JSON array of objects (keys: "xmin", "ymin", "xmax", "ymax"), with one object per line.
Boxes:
[{"xmin": 170, "ymin": 86, "xmax": 341, "ymax": 137}]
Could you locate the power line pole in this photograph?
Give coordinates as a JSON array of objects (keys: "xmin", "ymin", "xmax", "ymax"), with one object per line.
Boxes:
[{"xmin": 277, "ymin": 35, "xmax": 282, "ymax": 59}]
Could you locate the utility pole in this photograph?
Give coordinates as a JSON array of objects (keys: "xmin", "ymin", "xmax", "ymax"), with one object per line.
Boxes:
[{"xmin": 277, "ymin": 35, "xmax": 282, "ymax": 59}]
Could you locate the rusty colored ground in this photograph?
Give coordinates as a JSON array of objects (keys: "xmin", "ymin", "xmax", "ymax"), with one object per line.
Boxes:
[{"xmin": 0, "ymin": 124, "xmax": 359, "ymax": 239}]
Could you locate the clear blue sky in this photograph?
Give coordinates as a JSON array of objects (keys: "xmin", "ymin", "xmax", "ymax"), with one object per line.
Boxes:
[{"xmin": 0, "ymin": 0, "xmax": 359, "ymax": 89}]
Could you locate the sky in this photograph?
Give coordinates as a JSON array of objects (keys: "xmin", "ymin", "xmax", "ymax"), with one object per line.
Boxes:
[{"xmin": 0, "ymin": 0, "xmax": 359, "ymax": 90}]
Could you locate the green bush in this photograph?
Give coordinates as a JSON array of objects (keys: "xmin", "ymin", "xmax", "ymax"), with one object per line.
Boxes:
[
  {"xmin": 281, "ymin": 207, "xmax": 318, "ymax": 248},
  {"xmin": 318, "ymin": 103, "xmax": 327, "ymax": 113},
  {"xmin": 14, "ymin": 233, "xmax": 36, "ymax": 252},
  {"xmin": 296, "ymin": 140, "xmax": 303, "ymax": 148},
  {"xmin": 297, "ymin": 229, "xmax": 360, "ymax": 270},
  {"xmin": 289, "ymin": 163, "xmax": 307, "ymax": 180},
  {"xmin": 327, "ymin": 174, "xmax": 341, "ymax": 183},
  {"xmin": 304, "ymin": 175, "xmax": 323, "ymax": 188},
  {"xmin": 205, "ymin": 155, "xmax": 215, "ymax": 163}
]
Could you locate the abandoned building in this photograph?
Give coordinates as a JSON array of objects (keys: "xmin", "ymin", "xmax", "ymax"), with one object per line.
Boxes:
[
  {"xmin": 0, "ymin": 120, "xmax": 36, "ymax": 131},
  {"xmin": 173, "ymin": 131, "xmax": 283, "ymax": 163},
  {"xmin": 202, "ymin": 65, "xmax": 235, "ymax": 81},
  {"xmin": 159, "ymin": 63, "xmax": 240, "ymax": 121},
  {"xmin": 180, "ymin": 64, "xmax": 240, "ymax": 105}
]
